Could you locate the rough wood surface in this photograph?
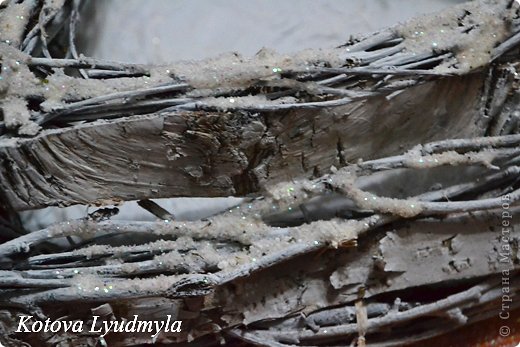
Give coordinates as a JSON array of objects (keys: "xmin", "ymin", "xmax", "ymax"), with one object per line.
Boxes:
[
  {"xmin": 1, "ymin": 0, "xmax": 517, "ymax": 210},
  {"xmin": 0, "ymin": 73, "xmax": 492, "ymax": 210}
]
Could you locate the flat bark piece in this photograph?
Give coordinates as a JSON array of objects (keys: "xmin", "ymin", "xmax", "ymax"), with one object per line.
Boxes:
[{"xmin": 0, "ymin": 73, "xmax": 488, "ymax": 210}]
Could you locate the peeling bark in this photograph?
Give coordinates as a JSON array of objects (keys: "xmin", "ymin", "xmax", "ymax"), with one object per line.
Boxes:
[{"xmin": 0, "ymin": 73, "xmax": 492, "ymax": 210}]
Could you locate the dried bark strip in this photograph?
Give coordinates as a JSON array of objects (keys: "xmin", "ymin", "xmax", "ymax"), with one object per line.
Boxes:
[{"xmin": 0, "ymin": 73, "xmax": 492, "ymax": 210}]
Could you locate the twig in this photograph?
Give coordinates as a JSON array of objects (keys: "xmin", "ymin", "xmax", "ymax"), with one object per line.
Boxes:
[
  {"xmin": 418, "ymin": 187, "xmax": 520, "ymax": 214},
  {"xmin": 217, "ymin": 214, "xmax": 390, "ymax": 284},
  {"xmin": 358, "ymin": 147, "xmax": 519, "ymax": 172},
  {"xmin": 137, "ymin": 199, "xmax": 175, "ymax": 220},
  {"xmin": 86, "ymin": 70, "xmax": 149, "ymax": 78},
  {"xmin": 492, "ymin": 29, "xmax": 520, "ymax": 61},
  {"xmin": 27, "ymin": 57, "xmax": 148, "ymax": 73},
  {"xmin": 359, "ymin": 321, "xmax": 464, "ymax": 347},
  {"xmin": 341, "ymin": 43, "xmax": 405, "ymax": 66},
  {"xmin": 21, "ymin": 0, "xmax": 63, "ymax": 53},
  {"xmin": 339, "ymin": 181, "xmax": 520, "ymax": 217},
  {"xmin": 25, "ymin": 240, "xmax": 182, "ymax": 266},
  {"xmin": 7, "ymin": 273, "xmax": 219, "ymax": 304},
  {"xmin": 293, "ymin": 66, "xmax": 451, "ymax": 78},
  {"xmin": 177, "ymin": 96, "xmax": 354, "ymax": 112},
  {"xmin": 38, "ymin": 4, "xmax": 52, "ymax": 59},
  {"xmin": 420, "ymin": 133, "xmax": 520, "ymax": 154},
  {"xmin": 38, "ymin": 83, "xmax": 190, "ymax": 123},
  {"xmin": 0, "ymin": 277, "xmax": 69, "ymax": 289},
  {"xmin": 414, "ymin": 165, "xmax": 520, "ymax": 201},
  {"xmin": 263, "ymin": 280, "xmax": 496, "ymax": 342},
  {"xmin": 51, "ymin": 98, "xmax": 192, "ymax": 122},
  {"xmin": 304, "ymin": 303, "xmax": 391, "ymax": 331},
  {"xmin": 398, "ymin": 53, "xmax": 453, "ymax": 70},
  {"xmin": 341, "ymin": 30, "xmax": 400, "ymax": 53},
  {"xmin": 0, "ymin": 219, "xmax": 252, "ymax": 257},
  {"xmin": 17, "ymin": 249, "xmax": 213, "ymax": 279},
  {"xmin": 68, "ymin": 0, "xmax": 88, "ymax": 79},
  {"xmin": 216, "ymin": 241, "xmax": 321, "ymax": 284}
]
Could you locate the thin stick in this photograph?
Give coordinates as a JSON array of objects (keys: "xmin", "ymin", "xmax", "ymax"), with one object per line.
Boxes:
[
  {"xmin": 26, "ymin": 240, "xmax": 181, "ymax": 266},
  {"xmin": 27, "ymin": 57, "xmax": 148, "ymax": 73},
  {"xmin": 342, "ymin": 30, "xmax": 400, "ymax": 53},
  {"xmin": 38, "ymin": 83, "xmax": 190, "ymax": 123},
  {"xmin": 52, "ymin": 98, "xmax": 192, "ymax": 122},
  {"xmin": 86, "ymin": 70, "xmax": 149, "ymax": 78},
  {"xmin": 414, "ymin": 165, "xmax": 520, "ymax": 201},
  {"xmin": 178, "ymin": 96, "xmax": 354, "ymax": 112},
  {"xmin": 0, "ymin": 277, "xmax": 69, "ymax": 289},
  {"xmin": 303, "ymin": 66, "xmax": 451, "ymax": 77},
  {"xmin": 263, "ymin": 280, "xmax": 495, "ymax": 342},
  {"xmin": 420, "ymin": 133, "xmax": 520, "ymax": 154},
  {"xmin": 359, "ymin": 147, "xmax": 520, "ymax": 171},
  {"xmin": 21, "ymin": 1, "xmax": 62, "ymax": 53},
  {"xmin": 492, "ymin": 29, "xmax": 520, "ymax": 60},
  {"xmin": 18, "ymin": 249, "xmax": 212, "ymax": 279},
  {"xmin": 68, "ymin": 0, "xmax": 88, "ymax": 79}
]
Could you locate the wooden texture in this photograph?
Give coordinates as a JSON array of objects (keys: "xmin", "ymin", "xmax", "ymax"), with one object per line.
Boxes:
[{"xmin": 0, "ymin": 73, "xmax": 487, "ymax": 210}]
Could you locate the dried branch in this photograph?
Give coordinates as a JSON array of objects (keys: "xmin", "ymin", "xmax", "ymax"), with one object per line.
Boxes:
[
  {"xmin": 256, "ymin": 279, "xmax": 502, "ymax": 342},
  {"xmin": 27, "ymin": 56, "xmax": 148, "ymax": 73}
]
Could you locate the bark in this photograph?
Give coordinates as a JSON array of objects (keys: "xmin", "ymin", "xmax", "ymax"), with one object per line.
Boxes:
[
  {"xmin": 0, "ymin": 73, "xmax": 490, "ymax": 210},
  {"xmin": 0, "ymin": 0, "xmax": 517, "ymax": 210}
]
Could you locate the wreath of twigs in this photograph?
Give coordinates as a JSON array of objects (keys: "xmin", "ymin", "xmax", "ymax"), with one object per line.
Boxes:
[{"xmin": 1, "ymin": 0, "xmax": 520, "ymax": 346}]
